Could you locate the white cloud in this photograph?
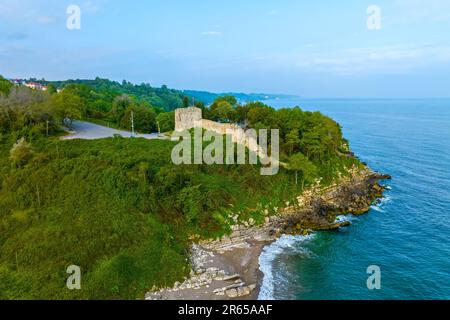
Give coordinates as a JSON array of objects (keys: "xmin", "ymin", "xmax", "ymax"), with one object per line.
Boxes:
[
  {"xmin": 36, "ymin": 15, "xmax": 55, "ymax": 25},
  {"xmin": 389, "ymin": 0, "xmax": 450, "ymax": 24},
  {"xmin": 0, "ymin": 0, "xmax": 59, "ymax": 25},
  {"xmin": 292, "ymin": 44, "xmax": 450, "ymax": 75},
  {"xmin": 0, "ymin": 0, "xmax": 104, "ymax": 25},
  {"xmin": 84, "ymin": 1, "xmax": 100, "ymax": 14},
  {"xmin": 201, "ymin": 31, "xmax": 222, "ymax": 36},
  {"xmin": 215, "ymin": 43, "xmax": 450, "ymax": 76}
]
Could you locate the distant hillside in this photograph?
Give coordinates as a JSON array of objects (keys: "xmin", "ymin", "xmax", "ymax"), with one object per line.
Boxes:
[
  {"xmin": 12, "ymin": 77, "xmax": 297, "ymax": 109},
  {"xmin": 43, "ymin": 78, "xmax": 186, "ymax": 111},
  {"xmin": 183, "ymin": 90, "xmax": 299, "ymax": 105}
]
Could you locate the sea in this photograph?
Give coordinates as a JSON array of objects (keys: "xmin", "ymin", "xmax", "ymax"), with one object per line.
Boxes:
[{"xmin": 258, "ymin": 98, "xmax": 450, "ymax": 300}]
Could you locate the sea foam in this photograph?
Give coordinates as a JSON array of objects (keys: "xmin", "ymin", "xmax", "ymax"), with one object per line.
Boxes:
[
  {"xmin": 370, "ymin": 194, "xmax": 393, "ymax": 212},
  {"xmin": 258, "ymin": 234, "xmax": 315, "ymax": 300}
]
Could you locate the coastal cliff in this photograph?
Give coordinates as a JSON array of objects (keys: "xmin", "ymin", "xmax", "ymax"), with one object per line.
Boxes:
[{"xmin": 145, "ymin": 167, "xmax": 391, "ymax": 300}]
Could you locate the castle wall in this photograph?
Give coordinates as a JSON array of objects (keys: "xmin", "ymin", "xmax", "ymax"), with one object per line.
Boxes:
[{"xmin": 174, "ymin": 107, "xmax": 279, "ymax": 173}]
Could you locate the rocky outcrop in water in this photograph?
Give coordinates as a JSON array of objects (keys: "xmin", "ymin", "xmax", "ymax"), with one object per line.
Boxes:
[
  {"xmin": 201, "ymin": 168, "xmax": 391, "ymax": 250},
  {"xmin": 280, "ymin": 168, "xmax": 391, "ymax": 233}
]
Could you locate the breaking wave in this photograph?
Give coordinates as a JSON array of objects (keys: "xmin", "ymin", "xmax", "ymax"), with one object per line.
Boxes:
[
  {"xmin": 370, "ymin": 193, "xmax": 393, "ymax": 213},
  {"xmin": 258, "ymin": 234, "xmax": 315, "ymax": 300}
]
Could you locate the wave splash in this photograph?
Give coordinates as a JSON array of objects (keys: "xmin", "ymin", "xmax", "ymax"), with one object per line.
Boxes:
[
  {"xmin": 371, "ymin": 193, "xmax": 393, "ymax": 212},
  {"xmin": 258, "ymin": 234, "xmax": 315, "ymax": 300}
]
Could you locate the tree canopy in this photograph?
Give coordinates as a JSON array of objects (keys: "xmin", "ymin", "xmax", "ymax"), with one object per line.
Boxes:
[
  {"xmin": 43, "ymin": 77, "xmax": 190, "ymax": 111},
  {"xmin": 0, "ymin": 76, "xmax": 12, "ymax": 96},
  {"xmin": 203, "ymin": 99, "xmax": 349, "ymax": 165},
  {"xmin": 156, "ymin": 111, "xmax": 175, "ymax": 132},
  {"xmin": 288, "ymin": 152, "xmax": 317, "ymax": 187}
]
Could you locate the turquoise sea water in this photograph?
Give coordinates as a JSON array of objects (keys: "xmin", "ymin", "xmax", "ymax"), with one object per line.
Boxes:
[{"xmin": 258, "ymin": 99, "xmax": 450, "ymax": 300}]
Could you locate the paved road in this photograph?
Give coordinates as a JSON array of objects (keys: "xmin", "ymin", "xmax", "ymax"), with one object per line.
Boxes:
[{"xmin": 62, "ymin": 120, "xmax": 161, "ymax": 140}]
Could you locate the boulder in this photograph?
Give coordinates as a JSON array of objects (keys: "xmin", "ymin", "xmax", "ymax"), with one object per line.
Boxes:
[
  {"xmin": 225, "ymin": 288, "xmax": 238, "ymax": 298},
  {"xmin": 221, "ymin": 274, "xmax": 241, "ymax": 282},
  {"xmin": 237, "ymin": 286, "xmax": 252, "ymax": 297}
]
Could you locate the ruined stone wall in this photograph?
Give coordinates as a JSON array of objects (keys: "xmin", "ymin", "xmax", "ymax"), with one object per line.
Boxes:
[
  {"xmin": 174, "ymin": 107, "xmax": 280, "ymax": 174},
  {"xmin": 174, "ymin": 107, "xmax": 260, "ymax": 155},
  {"xmin": 200, "ymin": 120, "xmax": 259, "ymax": 151}
]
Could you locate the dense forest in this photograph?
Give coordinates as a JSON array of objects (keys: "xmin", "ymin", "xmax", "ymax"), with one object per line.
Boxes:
[
  {"xmin": 40, "ymin": 77, "xmax": 188, "ymax": 112},
  {"xmin": 0, "ymin": 75, "xmax": 362, "ymax": 299},
  {"xmin": 0, "ymin": 77, "xmax": 181, "ymax": 136}
]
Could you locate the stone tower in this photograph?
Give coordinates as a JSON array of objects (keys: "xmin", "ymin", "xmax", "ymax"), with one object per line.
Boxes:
[{"xmin": 175, "ymin": 107, "xmax": 202, "ymax": 132}]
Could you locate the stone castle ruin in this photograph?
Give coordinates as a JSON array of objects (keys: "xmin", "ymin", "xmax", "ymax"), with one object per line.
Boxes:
[
  {"xmin": 174, "ymin": 107, "xmax": 280, "ymax": 175},
  {"xmin": 174, "ymin": 106, "xmax": 259, "ymax": 151}
]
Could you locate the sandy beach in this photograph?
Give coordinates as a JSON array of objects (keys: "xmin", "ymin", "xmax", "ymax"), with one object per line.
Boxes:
[{"xmin": 145, "ymin": 239, "xmax": 269, "ymax": 300}]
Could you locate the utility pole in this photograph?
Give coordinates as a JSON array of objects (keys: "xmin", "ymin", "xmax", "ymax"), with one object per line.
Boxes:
[
  {"xmin": 131, "ymin": 110, "xmax": 135, "ymax": 137},
  {"xmin": 46, "ymin": 120, "xmax": 49, "ymax": 137}
]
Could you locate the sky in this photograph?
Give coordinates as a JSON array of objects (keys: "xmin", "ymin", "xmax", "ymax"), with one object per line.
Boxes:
[{"xmin": 1, "ymin": 0, "xmax": 450, "ymax": 97}]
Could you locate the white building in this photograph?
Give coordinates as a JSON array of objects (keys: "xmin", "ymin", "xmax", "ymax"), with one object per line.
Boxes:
[{"xmin": 24, "ymin": 82, "xmax": 48, "ymax": 91}]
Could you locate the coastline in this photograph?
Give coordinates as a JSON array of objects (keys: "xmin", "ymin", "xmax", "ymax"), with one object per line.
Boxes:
[{"xmin": 145, "ymin": 167, "xmax": 391, "ymax": 300}]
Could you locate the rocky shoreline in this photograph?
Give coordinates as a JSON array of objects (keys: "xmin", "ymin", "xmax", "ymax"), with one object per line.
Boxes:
[{"xmin": 145, "ymin": 167, "xmax": 391, "ymax": 300}]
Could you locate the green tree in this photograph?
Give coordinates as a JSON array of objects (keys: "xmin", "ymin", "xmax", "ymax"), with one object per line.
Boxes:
[
  {"xmin": 0, "ymin": 76, "xmax": 12, "ymax": 96},
  {"xmin": 182, "ymin": 96, "xmax": 190, "ymax": 108},
  {"xmin": 47, "ymin": 84, "xmax": 57, "ymax": 94},
  {"xmin": 208, "ymin": 96, "xmax": 239, "ymax": 122},
  {"xmin": 177, "ymin": 185, "xmax": 203, "ymax": 223},
  {"xmin": 9, "ymin": 138, "xmax": 33, "ymax": 167},
  {"xmin": 246, "ymin": 103, "xmax": 275, "ymax": 128},
  {"xmin": 211, "ymin": 100, "xmax": 235, "ymax": 123},
  {"xmin": 214, "ymin": 95, "xmax": 237, "ymax": 107},
  {"xmin": 194, "ymin": 101, "xmax": 205, "ymax": 109},
  {"xmin": 285, "ymin": 129, "xmax": 301, "ymax": 156},
  {"xmin": 288, "ymin": 153, "xmax": 317, "ymax": 188},
  {"xmin": 112, "ymin": 94, "xmax": 133, "ymax": 124},
  {"xmin": 300, "ymin": 127, "xmax": 331, "ymax": 161},
  {"xmin": 121, "ymin": 106, "xmax": 157, "ymax": 133},
  {"xmin": 235, "ymin": 104, "xmax": 250, "ymax": 124},
  {"xmin": 156, "ymin": 111, "xmax": 175, "ymax": 133},
  {"xmin": 51, "ymin": 90, "xmax": 84, "ymax": 125}
]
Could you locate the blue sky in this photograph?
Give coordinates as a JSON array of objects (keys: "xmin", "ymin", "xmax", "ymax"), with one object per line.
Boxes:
[{"xmin": 1, "ymin": 0, "xmax": 450, "ymax": 97}]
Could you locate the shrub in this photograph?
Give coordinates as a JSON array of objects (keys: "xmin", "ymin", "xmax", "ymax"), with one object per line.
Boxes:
[{"xmin": 9, "ymin": 138, "xmax": 33, "ymax": 167}]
